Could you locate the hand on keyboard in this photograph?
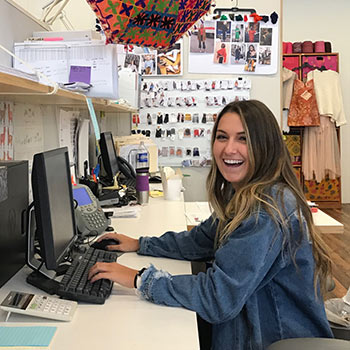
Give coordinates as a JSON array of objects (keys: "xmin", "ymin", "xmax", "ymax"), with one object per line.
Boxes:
[
  {"xmin": 58, "ymin": 247, "xmax": 119, "ymax": 304},
  {"xmin": 88, "ymin": 261, "xmax": 138, "ymax": 289}
]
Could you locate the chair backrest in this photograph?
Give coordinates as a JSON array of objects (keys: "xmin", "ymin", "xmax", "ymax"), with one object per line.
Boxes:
[{"xmin": 267, "ymin": 338, "xmax": 350, "ymax": 350}]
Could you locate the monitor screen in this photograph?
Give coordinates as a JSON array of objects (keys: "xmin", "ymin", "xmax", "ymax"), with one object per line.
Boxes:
[
  {"xmin": 31, "ymin": 147, "xmax": 77, "ymax": 270},
  {"xmin": 99, "ymin": 131, "xmax": 119, "ymax": 185}
]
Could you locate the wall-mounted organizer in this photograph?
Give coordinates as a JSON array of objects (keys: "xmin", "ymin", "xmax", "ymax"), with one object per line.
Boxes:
[
  {"xmin": 135, "ymin": 77, "xmax": 251, "ymax": 167},
  {"xmin": 283, "ymin": 52, "xmax": 341, "ymax": 208}
]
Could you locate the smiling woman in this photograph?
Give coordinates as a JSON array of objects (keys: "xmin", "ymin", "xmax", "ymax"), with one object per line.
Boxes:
[{"xmin": 87, "ymin": 100, "xmax": 334, "ymax": 350}]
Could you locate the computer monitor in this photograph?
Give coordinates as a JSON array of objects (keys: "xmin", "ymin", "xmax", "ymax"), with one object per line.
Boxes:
[
  {"xmin": 99, "ymin": 131, "xmax": 119, "ymax": 185},
  {"xmin": 31, "ymin": 147, "xmax": 77, "ymax": 271}
]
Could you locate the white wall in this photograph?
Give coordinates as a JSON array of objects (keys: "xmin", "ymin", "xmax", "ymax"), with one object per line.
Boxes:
[
  {"xmin": 3, "ymin": 0, "xmax": 282, "ymax": 202},
  {"xmin": 283, "ymin": 0, "xmax": 350, "ymax": 203},
  {"xmin": 66, "ymin": 0, "xmax": 282, "ymax": 202},
  {"xmin": 6, "ymin": 0, "xmax": 95, "ymax": 31}
]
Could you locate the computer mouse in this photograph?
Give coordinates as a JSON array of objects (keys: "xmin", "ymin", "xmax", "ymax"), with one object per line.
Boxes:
[{"xmin": 91, "ymin": 238, "xmax": 119, "ymax": 251}]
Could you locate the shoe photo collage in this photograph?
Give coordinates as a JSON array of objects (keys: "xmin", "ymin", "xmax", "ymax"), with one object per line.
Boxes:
[{"xmin": 133, "ymin": 78, "xmax": 251, "ymax": 167}]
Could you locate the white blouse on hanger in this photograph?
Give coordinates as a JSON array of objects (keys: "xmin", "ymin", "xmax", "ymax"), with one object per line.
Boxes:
[{"xmin": 306, "ymin": 70, "xmax": 346, "ymax": 126}]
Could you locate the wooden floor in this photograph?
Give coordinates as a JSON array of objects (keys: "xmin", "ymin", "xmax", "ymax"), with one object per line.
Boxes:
[{"xmin": 322, "ymin": 204, "xmax": 350, "ymax": 300}]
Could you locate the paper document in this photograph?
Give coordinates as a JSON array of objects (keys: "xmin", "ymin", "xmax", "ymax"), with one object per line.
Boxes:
[
  {"xmin": 103, "ymin": 205, "xmax": 141, "ymax": 218},
  {"xmin": 0, "ymin": 326, "xmax": 57, "ymax": 347}
]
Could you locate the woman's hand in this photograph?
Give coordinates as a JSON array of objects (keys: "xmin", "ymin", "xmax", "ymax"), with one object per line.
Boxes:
[
  {"xmin": 94, "ymin": 233, "xmax": 140, "ymax": 252},
  {"xmin": 88, "ymin": 262, "xmax": 137, "ymax": 288}
]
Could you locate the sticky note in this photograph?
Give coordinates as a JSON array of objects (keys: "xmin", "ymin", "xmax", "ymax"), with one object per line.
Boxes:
[
  {"xmin": 0, "ymin": 326, "xmax": 57, "ymax": 347},
  {"xmin": 69, "ymin": 65, "xmax": 91, "ymax": 84}
]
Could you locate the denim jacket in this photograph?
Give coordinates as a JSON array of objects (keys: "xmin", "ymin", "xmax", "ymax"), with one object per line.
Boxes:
[{"xmin": 137, "ymin": 188, "xmax": 333, "ymax": 349}]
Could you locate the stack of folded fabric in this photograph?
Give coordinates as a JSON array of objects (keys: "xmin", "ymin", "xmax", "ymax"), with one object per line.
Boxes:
[
  {"xmin": 302, "ymin": 41, "xmax": 313, "ymax": 53},
  {"xmin": 283, "ymin": 41, "xmax": 332, "ymax": 54}
]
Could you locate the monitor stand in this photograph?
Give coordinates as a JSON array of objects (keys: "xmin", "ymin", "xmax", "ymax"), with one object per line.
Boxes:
[{"xmin": 25, "ymin": 204, "xmax": 60, "ymax": 295}]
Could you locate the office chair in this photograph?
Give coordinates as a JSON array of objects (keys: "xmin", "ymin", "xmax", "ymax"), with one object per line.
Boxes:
[{"xmin": 267, "ymin": 338, "xmax": 350, "ymax": 350}]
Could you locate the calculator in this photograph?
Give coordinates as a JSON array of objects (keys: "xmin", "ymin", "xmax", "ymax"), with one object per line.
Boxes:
[{"xmin": 0, "ymin": 291, "xmax": 77, "ymax": 322}]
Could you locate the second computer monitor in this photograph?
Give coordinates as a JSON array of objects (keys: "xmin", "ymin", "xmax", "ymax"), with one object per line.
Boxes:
[
  {"xmin": 99, "ymin": 131, "xmax": 119, "ymax": 185},
  {"xmin": 31, "ymin": 147, "xmax": 77, "ymax": 270}
]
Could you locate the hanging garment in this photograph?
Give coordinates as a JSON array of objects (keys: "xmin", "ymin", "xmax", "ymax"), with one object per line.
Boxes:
[
  {"xmin": 307, "ymin": 70, "xmax": 346, "ymax": 126},
  {"xmin": 302, "ymin": 116, "xmax": 341, "ymax": 182},
  {"xmin": 288, "ymin": 79, "xmax": 320, "ymax": 126},
  {"xmin": 282, "ymin": 67, "xmax": 298, "ymax": 110}
]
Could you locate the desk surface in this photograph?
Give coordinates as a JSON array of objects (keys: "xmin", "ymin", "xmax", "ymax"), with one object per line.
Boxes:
[
  {"xmin": 184, "ymin": 202, "xmax": 344, "ymax": 234},
  {"xmin": 0, "ymin": 196, "xmax": 199, "ymax": 350}
]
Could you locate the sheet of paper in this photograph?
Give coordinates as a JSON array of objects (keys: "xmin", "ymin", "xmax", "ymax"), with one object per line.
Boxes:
[
  {"xmin": 0, "ymin": 102, "xmax": 14, "ymax": 161},
  {"xmin": 69, "ymin": 65, "xmax": 91, "ymax": 84},
  {"xmin": 76, "ymin": 118, "xmax": 90, "ymax": 178},
  {"xmin": 58, "ymin": 109, "xmax": 79, "ymax": 165},
  {"xmin": 0, "ymin": 326, "xmax": 57, "ymax": 347},
  {"xmin": 13, "ymin": 41, "xmax": 118, "ymax": 99},
  {"xmin": 103, "ymin": 205, "xmax": 141, "ymax": 218}
]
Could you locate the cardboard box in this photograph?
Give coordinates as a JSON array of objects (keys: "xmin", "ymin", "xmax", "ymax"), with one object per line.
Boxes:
[{"xmin": 114, "ymin": 135, "xmax": 158, "ymax": 173}]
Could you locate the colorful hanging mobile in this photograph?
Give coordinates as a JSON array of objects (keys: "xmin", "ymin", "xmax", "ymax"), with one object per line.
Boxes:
[{"xmin": 86, "ymin": 0, "xmax": 213, "ymax": 49}]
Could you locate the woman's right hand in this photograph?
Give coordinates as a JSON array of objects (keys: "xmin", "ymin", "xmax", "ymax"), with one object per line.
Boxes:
[{"xmin": 94, "ymin": 233, "xmax": 140, "ymax": 252}]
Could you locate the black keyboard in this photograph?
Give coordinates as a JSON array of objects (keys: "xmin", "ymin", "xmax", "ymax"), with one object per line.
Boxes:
[{"xmin": 57, "ymin": 247, "xmax": 118, "ymax": 304}]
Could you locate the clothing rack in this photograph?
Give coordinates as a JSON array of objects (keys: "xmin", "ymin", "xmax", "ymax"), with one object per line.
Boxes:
[{"xmin": 292, "ymin": 61, "xmax": 327, "ymax": 72}]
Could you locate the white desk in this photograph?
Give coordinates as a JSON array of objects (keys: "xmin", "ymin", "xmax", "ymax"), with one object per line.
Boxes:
[
  {"xmin": 0, "ymin": 196, "xmax": 199, "ymax": 350},
  {"xmin": 184, "ymin": 202, "xmax": 344, "ymax": 234}
]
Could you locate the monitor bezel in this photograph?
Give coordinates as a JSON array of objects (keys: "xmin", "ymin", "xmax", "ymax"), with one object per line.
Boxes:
[
  {"xmin": 31, "ymin": 147, "xmax": 77, "ymax": 271},
  {"xmin": 99, "ymin": 131, "xmax": 119, "ymax": 185}
]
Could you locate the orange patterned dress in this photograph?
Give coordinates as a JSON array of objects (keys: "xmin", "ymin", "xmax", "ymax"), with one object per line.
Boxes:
[{"xmin": 287, "ymin": 79, "xmax": 320, "ymax": 126}]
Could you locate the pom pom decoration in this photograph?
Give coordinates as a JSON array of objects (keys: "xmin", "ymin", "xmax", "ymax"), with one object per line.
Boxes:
[
  {"xmin": 86, "ymin": 0, "xmax": 213, "ymax": 49},
  {"xmin": 270, "ymin": 11, "xmax": 279, "ymax": 24},
  {"xmin": 250, "ymin": 13, "xmax": 263, "ymax": 23}
]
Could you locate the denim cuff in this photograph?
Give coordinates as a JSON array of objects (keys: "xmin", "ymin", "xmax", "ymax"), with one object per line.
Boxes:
[
  {"xmin": 137, "ymin": 264, "xmax": 171, "ymax": 302},
  {"xmin": 137, "ymin": 236, "xmax": 149, "ymax": 255}
]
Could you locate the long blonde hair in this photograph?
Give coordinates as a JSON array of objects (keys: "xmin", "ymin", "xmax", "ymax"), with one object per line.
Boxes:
[{"xmin": 207, "ymin": 100, "xmax": 331, "ymax": 295}]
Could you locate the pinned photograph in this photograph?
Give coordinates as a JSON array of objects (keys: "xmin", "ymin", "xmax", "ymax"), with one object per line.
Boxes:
[
  {"xmin": 124, "ymin": 54, "xmax": 140, "ymax": 73},
  {"xmin": 214, "ymin": 41, "xmax": 229, "ymax": 64},
  {"xmin": 231, "ymin": 44, "xmax": 246, "ymax": 64},
  {"xmin": 246, "ymin": 44, "xmax": 258, "ymax": 61},
  {"xmin": 216, "ymin": 21, "xmax": 231, "ymax": 42},
  {"xmin": 190, "ymin": 21, "xmax": 215, "ymax": 54},
  {"xmin": 140, "ymin": 53, "xmax": 156, "ymax": 75},
  {"xmin": 259, "ymin": 47, "xmax": 272, "ymax": 65},
  {"xmin": 244, "ymin": 59, "xmax": 257, "ymax": 72},
  {"xmin": 232, "ymin": 24, "xmax": 244, "ymax": 43},
  {"xmin": 245, "ymin": 22, "xmax": 260, "ymax": 43},
  {"xmin": 260, "ymin": 28, "xmax": 273, "ymax": 46},
  {"xmin": 157, "ymin": 42, "xmax": 182, "ymax": 75}
]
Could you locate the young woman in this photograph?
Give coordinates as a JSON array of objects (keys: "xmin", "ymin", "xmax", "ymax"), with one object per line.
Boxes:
[{"xmin": 89, "ymin": 100, "xmax": 333, "ymax": 350}]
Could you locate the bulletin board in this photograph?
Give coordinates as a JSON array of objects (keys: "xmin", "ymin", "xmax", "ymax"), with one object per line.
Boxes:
[
  {"xmin": 134, "ymin": 78, "xmax": 251, "ymax": 167},
  {"xmin": 188, "ymin": 18, "xmax": 278, "ymax": 75}
]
